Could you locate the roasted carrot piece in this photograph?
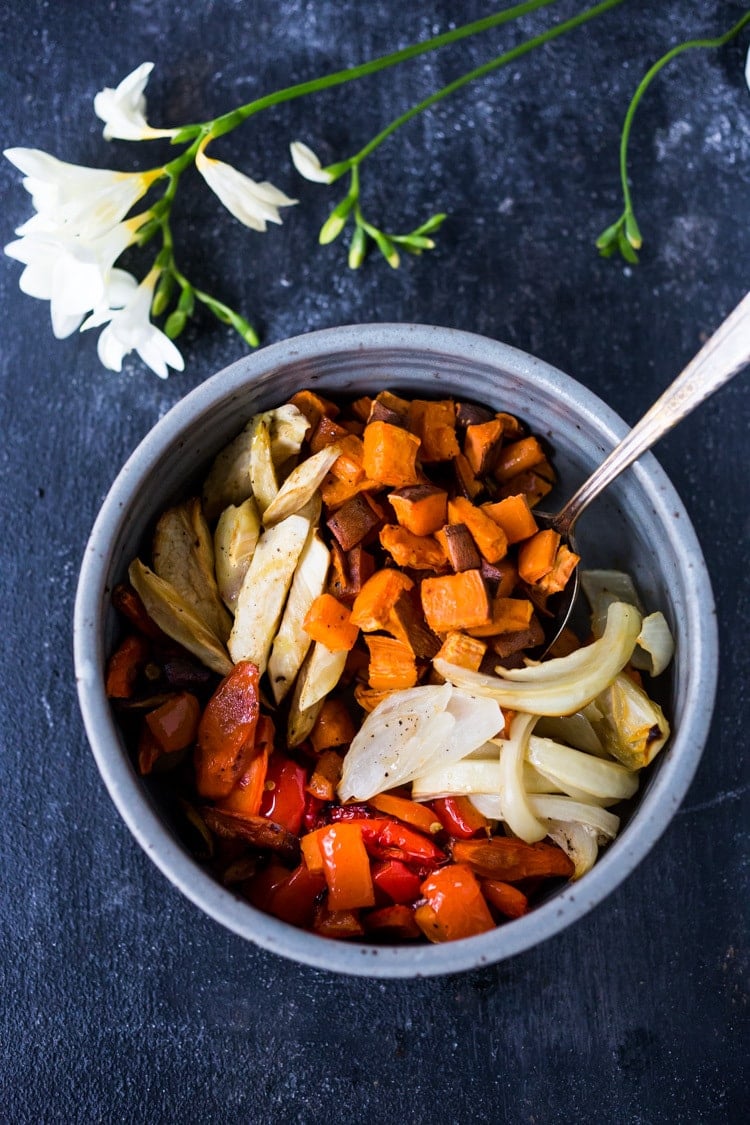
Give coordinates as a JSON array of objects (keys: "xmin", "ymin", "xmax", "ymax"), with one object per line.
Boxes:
[
  {"xmin": 365, "ymin": 635, "xmax": 418, "ymax": 691},
  {"xmin": 319, "ymin": 822, "xmax": 376, "ymax": 911},
  {"xmin": 105, "ymin": 633, "xmax": 151, "ymax": 698},
  {"xmin": 447, "ymin": 496, "xmax": 508, "ymax": 564},
  {"xmin": 379, "ymin": 525, "xmax": 447, "ymax": 571},
  {"xmin": 493, "ymin": 436, "xmax": 547, "ymax": 482},
  {"xmin": 420, "ymin": 569, "xmax": 491, "ymax": 633},
  {"xmin": 435, "ymin": 523, "xmax": 482, "ymax": 572},
  {"xmin": 481, "ymin": 879, "xmax": 529, "ymax": 918},
  {"xmin": 536, "ymin": 543, "xmax": 581, "ymax": 594},
  {"xmin": 289, "ymin": 389, "xmax": 339, "ymax": 430},
  {"xmin": 453, "ymin": 452, "xmax": 483, "ymax": 499},
  {"xmin": 145, "ymin": 692, "xmax": 201, "ymax": 751},
  {"xmin": 309, "ymin": 414, "xmax": 349, "ymax": 453},
  {"xmin": 463, "ymin": 419, "xmax": 504, "ymax": 475},
  {"xmin": 389, "ymin": 484, "xmax": 448, "ymax": 536},
  {"xmin": 415, "ymin": 864, "xmax": 495, "ymax": 942},
  {"xmin": 368, "ymin": 793, "xmax": 443, "ymax": 836},
  {"xmin": 482, "ymin": 494, "xmax": 539, "ymax": 544},
  {"xmin": 350, "ymin": 568, "xmax": 414, "ymax": 631},
  {"xmin": 451, "ymin": 837, "xmax": 574, "ymax": 881},
  {"xmin": 434, "ymin": 631, "xmax": 487, "ymax": 672},
  {"xmin": 303, "ymin": 593, "xmax": 360, "ymax": 651},
  {"xmin": 517, "ymin": 529, "xmax": 561, "ymax": 584},
  {"xmin": 467, "ymin": 596, "xmax": 534, "ymax": 637},
  {"xmin": 406, "ymin": 399, "xmax": 460, "ymax": 462},
  {"xmin": 362, "ymin": 420, "xmax": 421, "ymax": 487},
  {"xmin": 306, "ymin": 749, "xmax": 344, "ymax": 801},
  {"xmin": 194, "ymin": 661, "xmax": 260, "ymax": 800},
  {"xmin": 310, "ymin": 697, "xmax": 357, "ymax": 752}
]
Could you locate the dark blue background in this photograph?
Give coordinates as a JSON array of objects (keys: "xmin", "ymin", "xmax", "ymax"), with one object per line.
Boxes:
[{"xmin": 1, "ymin": 2, "xmax": 748, "ymax": 1120}]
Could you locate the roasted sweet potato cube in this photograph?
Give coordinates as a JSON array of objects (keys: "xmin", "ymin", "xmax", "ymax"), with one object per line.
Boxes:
[
  {"xmin": 447, "ymin": 497, "xmax": 508, "ymax": 564},
  {"xmin": 434, "ymin": 631, "xmax": 487, "ymax": 672},
  {"xmin": 389, "ymin": 484, "xmax": 447, "ymax": 536},
  {"xmin": 463, "ymin": 419, "xmax": 504, "ymax": 475},
  {"xmin": 420, "ymin": 569, "xmax": 491, "ymax": 633},
  {"xmin": 365, "ymin": 635, "xmax": 418, "ymax": 691},
  {"xmin": 350, "ymin": 568, "xmax": 414, "ymax": 631},
  {"xmin": 467, "ymin": 597, "xmax": 534, "ymax": 637},
  {"xmin": 406, "ymin": 399, "xmax": 460, "ymax": 462},
  {"xmin": 379, "ymin": 525, "xmax": 447, "ymax": 572},
  {"xmin": 327, "ymin": 493, "xmax": 384, "ymax": 551},
  {"xmin": 493, "ymin": 436, "xmax": 547, "ymax": 483},
  {"xmin": 363, "ymin": 421, "xmax": 421, "ymax": 487},
  {"xmin": 435, "ymin": 523, "xmax": 481, "ymax": 572},
  {"xmin": 386, "ymin": 590, "xmax": 441, "ymax": 658},
  {"xmin": 289, "ymin": 390, "xmax": 340, "ymax": 430},
  {"xmin": 482, "ymin": 494, "xmax": 539, "ymax": 544},
  {"xmin": 309, "ymin": 414, "xmax": 349, "ymax": 453},
  {"xmin": 453, "ymin": 453, "xmax": 483, "ymax": 499},
  {"xmin": 456, "ymin": 402, "xmax": 494, "ymax": 429}
]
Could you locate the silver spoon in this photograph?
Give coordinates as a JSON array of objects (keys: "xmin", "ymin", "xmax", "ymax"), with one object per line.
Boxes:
[{"xmin": 537, "ymin": 289, "xmax": 750, "ymax": 652}]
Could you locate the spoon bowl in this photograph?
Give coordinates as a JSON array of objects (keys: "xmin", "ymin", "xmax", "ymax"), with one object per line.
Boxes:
[{"xmin": 537, "ymin": 289, "xmax": 750, "ymax": 655}]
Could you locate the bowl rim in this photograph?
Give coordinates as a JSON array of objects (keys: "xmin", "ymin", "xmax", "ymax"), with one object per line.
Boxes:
[{"xmin": 74, "ymin": 322, "xmax": 718, "ymax": 977}]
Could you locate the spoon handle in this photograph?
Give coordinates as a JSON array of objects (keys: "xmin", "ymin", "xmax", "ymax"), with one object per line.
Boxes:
[{"xmin": 554, "ymin": 289, "xmax": 750, "ymax": 537}]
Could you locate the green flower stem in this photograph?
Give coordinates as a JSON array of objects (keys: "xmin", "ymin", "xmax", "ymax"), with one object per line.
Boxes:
[
  {"xmin": 349, "ymin": 0, "xmax": 627, "ymax": 167},
  {"xmin": 176, "ymin": 0, "xmax": 564, "ymax": 141},
  {"xmin": 617, "ymin": 10, "xmax": 750, "ymax": 221}
]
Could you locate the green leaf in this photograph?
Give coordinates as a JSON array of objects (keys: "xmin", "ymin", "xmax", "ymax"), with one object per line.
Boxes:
[{"xmin": 165, "ymin": 310, "xmax": 187, "ymax": 339}]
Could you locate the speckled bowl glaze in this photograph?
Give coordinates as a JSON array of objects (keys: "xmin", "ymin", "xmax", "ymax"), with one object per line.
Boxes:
[{"xmin": 74, "ymin": 324, "xmax": 717, "ymax": 977}]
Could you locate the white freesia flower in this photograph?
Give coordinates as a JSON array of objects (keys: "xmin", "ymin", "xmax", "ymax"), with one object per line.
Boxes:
[
  {"xmin": 94, "ymin": 62, "xmax": 179, "ymax": 142},
  {"xmin": 746, "ymin": 45, "xmax": 750, "ymax": 93},
  {"xmin": 3, "ymin": 147, "xmax": 161, "ymax": 239},
  {"xmin": 4, "ymin": 215, "xmax": 145, "ymax": 338},
  {"xmin": 196, "ymin": 140, "xmax": 296, "ymax": 231},
  {"xmin": 85, "ymin": 270, "xmax": 184, "ymax": 378},
  {"xmin": 290, "ymin": 141, "xmax": 334, "ymax": 184}
]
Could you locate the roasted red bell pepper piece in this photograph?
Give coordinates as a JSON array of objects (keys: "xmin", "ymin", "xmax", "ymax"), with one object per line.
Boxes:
[
  {"xmin": 105, "ymin": 633, "xmax": 151, "ymax": 699},
  {"xmin": 247, "ymin": 860, "xmax": 292, "ymax": 912},
  {"xmin": 431, "ymin": 796, "xmax": 491, "ymax": 839},
  {"xmin": 415, "ymin": 863, "xmax": 495, "ymax": 943},
  {"xmin": 267, "ymin": 863, "xmax": 326, "ymax": 928},
  {"xmin": 451, "ymin": 836, "xmax": 574, "ymax": 882},
  {"xmin": 145, "ymin": 691, "xmax": 201, "ymax": 752},
  {"xmin": 112, "ymin": 583, "xmax": 164, "ymax": 640},
  {"xmin": 371, "ymin": 859, "xmax": 422, "ymax": 905},
  {"xmin": 364, "ymin": 904, "xmax": 421, "ymax": 941},
  {"xmin": 362, "ymin": 818, "xmax": 445, "ymax": 867},
  {"xmin": 313, "ymin": 903, "xmax": 365, "ymax": 939},
  {"xmin": 319, "ymin": 822, "xmax": 376, "ymax": 911},
  {"xmin": 259, "ymin": 753, "xmax": 308, "ymax": 836},
  {"xmin": 368, "ymin": 793, "xmax": 443, "ymax": 836},
  {"xmin": 194, "ymin": 661, "xmax": 260, "ymax": 799}
]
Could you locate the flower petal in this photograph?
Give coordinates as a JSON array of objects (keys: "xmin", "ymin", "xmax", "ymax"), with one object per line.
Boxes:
[
  {"xmin": 196, "ymin": 146, "xmax": 296, "ymax": 231},
  {"xmin": 290, "ymin": 141, "xmax": 334, "ymax": 184},
  {"xmin": 94, "ymin": 61, "xmax": 177, "ymax": 141}
]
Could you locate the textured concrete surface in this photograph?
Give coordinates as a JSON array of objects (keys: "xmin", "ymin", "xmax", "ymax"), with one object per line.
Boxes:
[{"xmin": 1, "ymin": 1, "xmax": 748, "ymax": 1121}]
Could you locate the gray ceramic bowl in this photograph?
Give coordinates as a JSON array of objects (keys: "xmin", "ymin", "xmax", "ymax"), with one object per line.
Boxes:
[{"xmin": 74, "ymin": 323, "xmax": 717, "ymax": 977}]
